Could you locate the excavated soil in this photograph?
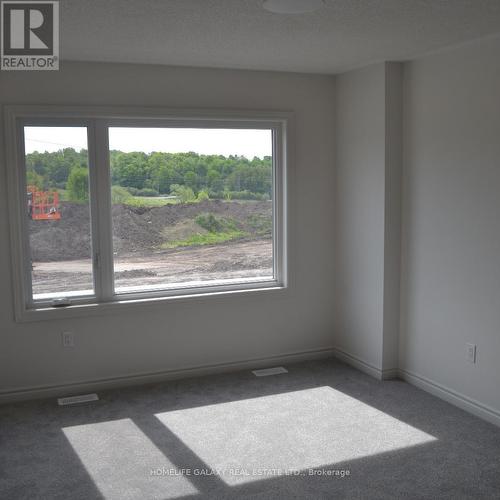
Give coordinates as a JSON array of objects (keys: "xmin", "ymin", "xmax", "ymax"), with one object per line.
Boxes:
[
  {"xmin": 29, "ymin": 199, "xmax": 272, "ymax": 261},
  {"xmin": 29, "ymin": 200, "xmax": 274, "ymax": 294}
]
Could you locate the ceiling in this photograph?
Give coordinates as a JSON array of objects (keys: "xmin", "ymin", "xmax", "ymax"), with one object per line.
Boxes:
[{"xmin": 61, "ymin": 0, "xmax": 500, "ymax": 74}]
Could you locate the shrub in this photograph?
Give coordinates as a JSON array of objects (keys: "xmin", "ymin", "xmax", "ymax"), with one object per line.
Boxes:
[
  {"xmin": 247, "ymin": 214, "xmax": 273, "ymax": 236},
  {"xmin": 26, "ymin": 170, "xmax": 44, "ymax": 189},
  {"xmin": 196, "ymin": 213, "xmax": 222, "ymax": 232},
  {"xmin": 208, "ymin": 190, "xmax": 269, "ymax": 201},
  {"xmin": 229, "ymin": 190, "xmax": 269, "ymax": 201},
  {"xmin": 136, "ymin": 188, "xmax": 159, "ymax": 197},
  {"xmin": 111, "ymin": 185, "xmax": 133, "ymax": 204},
  {"xmin": 170, "ymin": 184, "xmax": 196, "ymax": 203},
  {"xmin": 126, "ymin": 187, "xmax": 140, "ymax": 196},
  {"xmin": 196, "ymin": 213, "xmax": 237, "ymax": 233},
  {"xmin": 67, "ymin": 167, "xmax": 89, "ymax": 202},
  {"xmin": 196, "ymin": 190, "xmax": 210, "ymax": 202}
]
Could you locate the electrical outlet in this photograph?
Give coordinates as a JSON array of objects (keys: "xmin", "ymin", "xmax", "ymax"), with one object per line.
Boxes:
[
  {"xmin": 466, "ymin": 343, "xmax": 476, "ymax": 364},
  {"xmin": 62, "ymin": 331, "xmax": 74, "ymax": 348}
]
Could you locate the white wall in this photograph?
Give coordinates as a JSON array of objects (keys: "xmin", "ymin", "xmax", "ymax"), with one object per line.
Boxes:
[
  {"xmin": 334, "ymin": 64, "xmax": 386, "ymax": 371},
  {"xmin": 334, "ymin": 63, "xmax": 402, "ymax": 376},
  {"xmin": 382, "ymin": 63, "xmax": 403, "ymax": 372},
  {"xmin": 0, "ymin": 62, "xmax": 336, "ymax": 397},
  {"xmin": 401, "ymin": 35, "xmax": 500, "ymax": 414},
  {"xmin": 4, "ymin": 35, "xmax": 499, "ymax": 423}
]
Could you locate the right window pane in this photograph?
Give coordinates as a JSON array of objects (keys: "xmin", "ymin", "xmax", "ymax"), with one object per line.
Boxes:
[{"xmin": 109, "ymin": 127, "xmax": 274, "ymax": 294}]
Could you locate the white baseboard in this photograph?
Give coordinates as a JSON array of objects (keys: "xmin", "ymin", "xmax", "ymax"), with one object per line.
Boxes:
[
  {"xmin": 0, "ymin": 347, "xmax": 336, "ymax": 404},
  {"xmin": 332, "ymin": 347, "xmax": 398, "ymax": 380},
  {"xmin": 380, "ymin": 367, "xmax": 399, "ymax": 380},
  {"xmin": 3, "ymin": 345, "xmax": 499, "ymax": 429},
  {"xmin": 332, "ymin": 347, "xmax": 500, "ymax": 428},
  {"xmin": 399, "ymin": 368, "xmax": 500, "ymax": 429}
]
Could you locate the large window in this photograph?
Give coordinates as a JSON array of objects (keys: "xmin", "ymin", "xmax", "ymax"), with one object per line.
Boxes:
[{"xmin": 5, "ymin": 107, "xmax": 288, "ymax": 319}]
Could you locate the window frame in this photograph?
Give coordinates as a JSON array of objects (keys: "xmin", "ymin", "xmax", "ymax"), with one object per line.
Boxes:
[{"xmin": 5, "ymin": 105, "xmax": 291, "ymax": 322}]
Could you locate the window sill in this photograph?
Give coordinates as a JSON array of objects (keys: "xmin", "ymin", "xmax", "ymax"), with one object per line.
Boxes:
[{"xmin": 16, "ymin": 282, "xmax": 288, "ymax": 323}]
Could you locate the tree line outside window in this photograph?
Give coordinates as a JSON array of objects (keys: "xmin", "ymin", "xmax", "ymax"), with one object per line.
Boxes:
[{"xmin": 25, "ymin": 149, "xmax": 272, "ymax": 202}]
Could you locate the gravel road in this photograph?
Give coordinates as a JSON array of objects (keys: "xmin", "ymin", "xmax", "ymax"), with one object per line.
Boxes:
[{"xmin": 32, "ymin": 239, "xmax": 273, "ymax": 296}]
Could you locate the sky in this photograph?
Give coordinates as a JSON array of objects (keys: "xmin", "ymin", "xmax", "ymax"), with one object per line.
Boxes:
[{"xmin": 24, "ymin": 126, "xmax": 272, "ymax": 159}]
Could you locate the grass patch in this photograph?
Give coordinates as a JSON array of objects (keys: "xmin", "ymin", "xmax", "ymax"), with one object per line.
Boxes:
[
  {"xmin": 160, "ymin": 214, "xmax": 246, "ymax": 249},
  {"xmin": 111, "ymin": 186, "xmax": 179, "ymax": 207},
  {"xmin": 247, "ymin": 214, "xmax": 272, "ymax": 236},
  {"xmin": 195, "ymin": 213, "xmax": 238, "ymax": 233},
  {"xmin": 160, "ymin": 220, "xmax": 208, "ymax": 241},
  {"xmin": 124, "ymin": 196, "xmax": 179, "ymax": 208},
  {"xmin": 161, "ymin": 230, "xmax": 247, "ymax": 249}
]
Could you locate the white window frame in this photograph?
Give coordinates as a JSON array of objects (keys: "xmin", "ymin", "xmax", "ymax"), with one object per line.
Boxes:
[{"xmin": 4, "ymin": 105, "xmax": 291, "ymax": 322}]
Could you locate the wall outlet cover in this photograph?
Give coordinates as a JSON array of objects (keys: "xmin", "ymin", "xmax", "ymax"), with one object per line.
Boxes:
[{"xmin": 466, "ymin": 343, "xmax": 476, "ymax": 364}]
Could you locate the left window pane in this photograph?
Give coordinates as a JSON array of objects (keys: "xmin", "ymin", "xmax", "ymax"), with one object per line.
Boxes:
[{"xmin": 23, "ymin": 126, "xmax": 94, "ymax": 300}]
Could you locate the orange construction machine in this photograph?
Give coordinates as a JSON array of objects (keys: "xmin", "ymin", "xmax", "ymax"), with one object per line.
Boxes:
[{"xmin": 27, "ymin": 185, "xmax": 61, "ymax": 220}]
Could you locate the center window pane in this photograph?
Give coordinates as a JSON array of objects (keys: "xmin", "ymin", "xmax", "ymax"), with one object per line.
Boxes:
[{"xmin": 108, "ymin": 127, "xmax": 274, "ymax": 294}]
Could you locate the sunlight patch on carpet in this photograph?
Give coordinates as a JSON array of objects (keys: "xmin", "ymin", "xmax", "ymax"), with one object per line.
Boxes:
[
  {"xmin": 63, "ymin": 418, "xmax": 198, "ymax": 499},
  {"xmin": 156, "ymin": 386, "xmax": 437, "ymax": 486}
]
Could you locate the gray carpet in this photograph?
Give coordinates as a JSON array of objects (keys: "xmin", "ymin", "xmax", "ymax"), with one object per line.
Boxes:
[{"xmin": 1, "ymin": 358, "xmax": 500, "ymax": 500}]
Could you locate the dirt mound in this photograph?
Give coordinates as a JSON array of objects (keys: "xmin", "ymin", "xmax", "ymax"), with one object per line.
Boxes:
[
  {"xmin": 29, "ymin": 203, "xmax": 92, "ymax": 262},
  {"xmin": 29, "ymin": 200, "xmax": 272, "ymax": 261}
]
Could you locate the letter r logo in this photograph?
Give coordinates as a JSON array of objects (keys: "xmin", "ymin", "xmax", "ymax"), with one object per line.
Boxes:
[
  {"xmin": 9, "ymin": 8, "xmax": 48, "ymax": 49},
  {"xmin": 2, "ymin": 2, "xmax": 55, "ymax": 55}
]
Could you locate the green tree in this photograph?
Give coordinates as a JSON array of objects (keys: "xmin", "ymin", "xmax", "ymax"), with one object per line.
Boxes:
[
  {"xmin": 111, "ymin": 151, "xmax": 148, "ymax": 189},
  {"xmin": 26, "ymin": 148, "xmax": 273, "ymax": 199},
  {"xmin": 67, "ymin": 167, "xmax": 89, "ymax": 201},
  {"xmin": 157, "ymin": 165, "xmax": 174, "ymax": 193},
  {"xmin": 207, "ymin": 169, "xmax": 223, "ymax": 192},
  {"xmin": 183, "ymin": 171, "xmax": 198, "ymax": 192},
  {"xmin": 26, "ymin": 170, "xmax": 44, "ymax": 189}
]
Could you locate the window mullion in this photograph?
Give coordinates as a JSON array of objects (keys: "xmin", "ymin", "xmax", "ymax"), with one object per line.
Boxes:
[
  {"xmin": 18, "ymin": 122, "xmax": 35, "ymax": 309},
  {"xmin": 90, "ymin": 120, "xmax": 114, "ymax": 301}
]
